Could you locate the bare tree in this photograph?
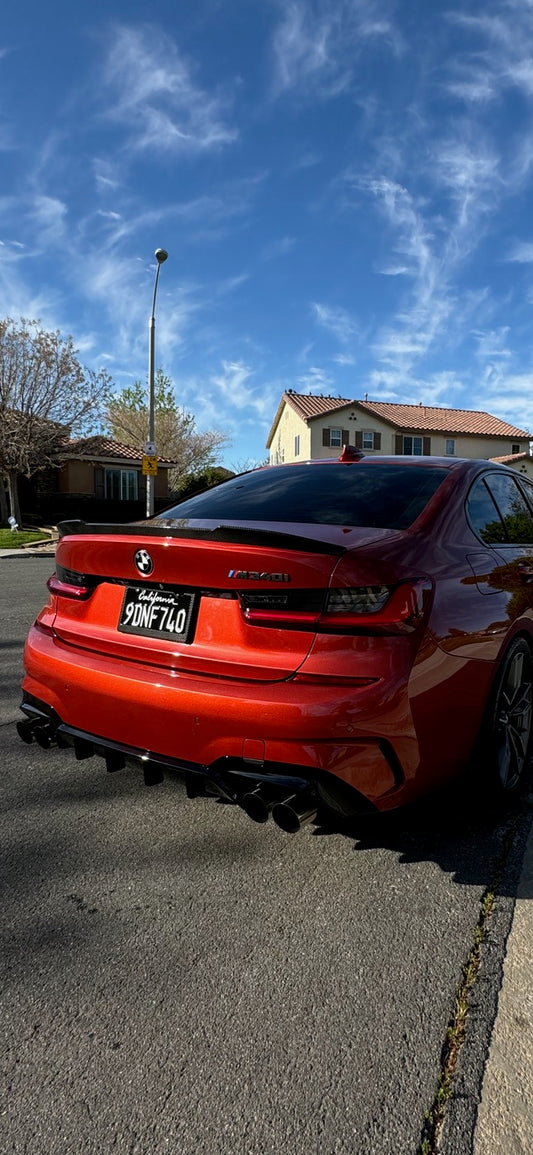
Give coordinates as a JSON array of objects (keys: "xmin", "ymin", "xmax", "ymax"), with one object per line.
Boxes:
[
  {"xmin": 106, "ymin": 370, "xmax": 231, "ymax": 490},
  {"xmin": 0, "ymin": 318, "xmax": 112, "ymax": 524}
]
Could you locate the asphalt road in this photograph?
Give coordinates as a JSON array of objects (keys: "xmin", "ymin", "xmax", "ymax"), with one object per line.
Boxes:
[{"xmin": 0, "ymin": 557, "xmax": 530, "ymax": 1154}]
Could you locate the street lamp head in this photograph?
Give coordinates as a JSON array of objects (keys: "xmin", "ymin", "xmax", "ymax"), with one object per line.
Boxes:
[{"xmin": 155, "ymin": 248, "xmax": 168, "ymax": 264}]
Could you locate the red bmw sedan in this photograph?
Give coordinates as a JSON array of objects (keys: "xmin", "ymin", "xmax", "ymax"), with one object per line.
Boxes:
[{"xmin": 18, "ymin": 453, "xmax": 533, "ymax": 832}]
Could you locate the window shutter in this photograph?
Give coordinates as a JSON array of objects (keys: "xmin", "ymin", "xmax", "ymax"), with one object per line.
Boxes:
[
  {"xmin": 94, "ymin": 467, "xmax": 105, "ymax": 499},
  {"xmin": 342, "ymin": 429, "xmax": 349, "ymax": 446},
  {"xmin": 423, "ymin": 437, "xmax": 431, "ymax": 455},
  {"xmin": 374, "ymin": 432, "xmax": 381, "ymax": 450},
  {"xmin": 355, "ymin": 431, "xmax": 363, "ymax": 449},
  {"xmin": 395, "ymin": 435, "xmax": 403, "ymax": 455},
  {"xmin": 322, "ymin": 428, "xmax": 331, "ymax": 447}
]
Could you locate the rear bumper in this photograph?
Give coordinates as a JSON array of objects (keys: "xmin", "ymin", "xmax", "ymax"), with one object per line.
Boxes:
[{"xmin": 21, "ymin": 626, "xmax": 418, "ymax": 809}]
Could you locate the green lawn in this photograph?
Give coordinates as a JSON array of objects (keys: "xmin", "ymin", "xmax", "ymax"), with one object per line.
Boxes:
[{"xmin": 0, "ymin": 529, "xmax": 51, "ymax": 549}]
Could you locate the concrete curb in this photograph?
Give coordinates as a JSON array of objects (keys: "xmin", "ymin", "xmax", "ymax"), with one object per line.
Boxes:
[
  {"xmin": 472, "ymin": 806, "xmax": 533, "ymax": 1154},
  {"xmin": 0, "ymin": 545, "xmax": 57, "ymax": 558}
]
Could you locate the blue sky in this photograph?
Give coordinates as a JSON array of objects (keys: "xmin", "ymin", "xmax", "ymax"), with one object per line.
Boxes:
[{"xmin": 2, "ymin": 0, "xmax": 533, "ymax": 468}]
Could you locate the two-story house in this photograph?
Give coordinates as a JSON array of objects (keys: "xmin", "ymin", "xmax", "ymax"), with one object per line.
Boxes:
[{"xmin": 267, "ymin": 392, "xmax": 531, "ymax": 472}]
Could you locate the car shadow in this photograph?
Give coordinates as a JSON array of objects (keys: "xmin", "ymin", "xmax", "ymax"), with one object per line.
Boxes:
[{"xmin": 312, "ymin": 775, "xmax": 533, "ymax": 899}]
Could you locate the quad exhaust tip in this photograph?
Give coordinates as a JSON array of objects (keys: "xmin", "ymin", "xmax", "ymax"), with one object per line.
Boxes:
[
  {"xmin": 272, "ymin": 794, "xmax": 318, "ymax": 834},
  {"xmin": 16, "ymin": 710, "xmax": 319, "ymax": 833},
  {"xmin": 241, "ymin": 785, "xmax": 317, "ymax": 833},
  {"xmin": 240, "ymin": 783, "xmax": 279, "ymax": 824}
]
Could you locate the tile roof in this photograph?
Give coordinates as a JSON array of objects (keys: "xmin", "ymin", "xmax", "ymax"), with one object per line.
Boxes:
[
  {"xmin": 284, "ymin": 392, "xmax": 353, "ymax": 420},
  {"xmin": 357, "ymin": 400, "xmax": 529, "ymax": 438},
  {"xmin": 490, "ymin": 452, "xmax": 530, "ymax": 464},
  {"xmin": 281, "ymin": 392, "xmax": 529, "ymax": 439},
  {"xmin": 65, "ymin": 436, "xmax": 176, "ymax": 465}
]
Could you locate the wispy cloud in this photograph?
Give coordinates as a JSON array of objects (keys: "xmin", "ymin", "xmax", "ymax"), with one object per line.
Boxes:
[
  {"xmin": 30, "ymin": 195, "xmax": 68, "ymax": 244},
  {"xmin": 445, "ymin": 4, "xmax": 533, "ymax": 106},
  {"xmin": 262, "ymin": 236, "xmax": 296, "ymax": 260},
  {"xmin": 343, "ymin": 123, "xmax": 503, "ymax": 375},
  {"xmin": 507, "ymin": 241, "xmax": 533, "ymax": 262},
  {"xmin": 99, "ymin": 24, "xmax": 238, "ymax": 155},
  {"xmin": 271, "ymin": 0, "xmax": 397, "ymax": 98},
  {"xmin": 296, "ymin": 364, "xmax": 335, "ymax": 393},
  {"xmin": 472, "ymin": 326, "xmax": 512, "ymax": 359},
  {"xmin": 312, "ymin": 301, "xmax": 358, "ymax": 343}
]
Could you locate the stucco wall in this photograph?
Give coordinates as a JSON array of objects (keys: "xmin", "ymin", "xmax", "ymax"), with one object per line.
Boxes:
[
  {"xmin": 57, "ymin": 460, "xmax": 169, "ymax": 498},
  {"xmin": 269, "ymin": 405, "xmax": 312, "ymax": 463},
  {"xmin": 58, "ymin": 461, "xmax": 94, "ymax": 493}
]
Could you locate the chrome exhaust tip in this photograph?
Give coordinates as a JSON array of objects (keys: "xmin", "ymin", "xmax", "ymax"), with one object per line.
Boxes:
[{"xmin": 272, "ymin": 794, "xmax": 318, "ymax": 834}]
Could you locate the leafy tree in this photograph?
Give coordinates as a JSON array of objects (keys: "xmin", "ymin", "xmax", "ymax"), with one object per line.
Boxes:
[
  {"xmin": 172, "ymin": 465, "xmax": 235, "ymax": 502},
  {"xmin": 106, "ymin": 369, "xmax": 231, "ymax": 488},
  {"xmin": 0, "ymin": 318, "xmax": 112, "ymax": 525}
]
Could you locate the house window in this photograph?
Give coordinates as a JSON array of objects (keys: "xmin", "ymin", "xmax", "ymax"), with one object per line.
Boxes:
[
  {"xmin": 323, "ymin": 428, "xmax": 349, "ymax": 448},
  {"xmin": 403, "ymin": 435, "xmax": 423, "ymax": 455},
  {"xmin": 512, "ymin": 443, "xmax": 520, "ymax": 454},
  {"xmin": 355, "ymin": 431, "xmax": 381, "ymax": 451},
  {"xmin": 445, "ymin": 439, "xmax": 455, "ymax": 456},
  {"xmin": 395, "ymin": 434, "xmax": 431, "ymax": 456},
  {"xmin": 106, "ymin": 469, "xmax": 138, "ymax": 501},
  {"xmin": 294, "ymin": 434, "xmax": 300, "ymax": 457}
]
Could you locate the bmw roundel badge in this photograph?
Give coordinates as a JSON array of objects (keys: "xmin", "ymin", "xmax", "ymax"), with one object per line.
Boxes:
[{"xmin": 134, "ymin": 549, "xmax": 154, "ymax": 576}]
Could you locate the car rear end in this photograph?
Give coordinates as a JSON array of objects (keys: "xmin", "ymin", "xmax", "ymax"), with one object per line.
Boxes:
[{"xmin": 20, "ymin": 459, "xmax": 450, "ymax": 829}]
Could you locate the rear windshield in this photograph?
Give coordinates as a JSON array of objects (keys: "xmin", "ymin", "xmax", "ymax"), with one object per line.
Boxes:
[{"xmin": 157, "ymin": 463, "xmax": 448, "ymax": 530}]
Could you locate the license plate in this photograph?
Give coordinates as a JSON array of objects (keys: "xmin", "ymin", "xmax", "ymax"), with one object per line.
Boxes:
[{"xmin": 118, "ymin": 587, "xmax": 197, "ymax": 642}]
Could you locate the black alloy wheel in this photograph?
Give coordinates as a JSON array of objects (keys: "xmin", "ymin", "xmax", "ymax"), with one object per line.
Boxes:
[{"xmin": 489, "ymin": 637, "xmax": 533, "ymax": 794}]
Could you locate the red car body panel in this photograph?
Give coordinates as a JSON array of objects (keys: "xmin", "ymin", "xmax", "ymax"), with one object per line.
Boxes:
[{"xmin": 20, "ymin": 456, "xmax": 533, "ymax": 823}]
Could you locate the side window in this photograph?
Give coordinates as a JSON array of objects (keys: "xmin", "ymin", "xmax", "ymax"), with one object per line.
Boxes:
[
  {"xmin": 517, "ymin": 476, "xmax": 533, "ymax": 512},
  {"xmin": 485, "ymin": 473, "xmax": 533, "ymax": 544},
  {"xmin": 466, "ymin": 479, "xmax": 506, "ymax": 544}
]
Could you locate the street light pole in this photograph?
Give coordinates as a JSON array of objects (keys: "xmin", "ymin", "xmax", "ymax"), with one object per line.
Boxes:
[{"xmin": 146, "ymin": 247, "xmax": 168, "ymax": 517}]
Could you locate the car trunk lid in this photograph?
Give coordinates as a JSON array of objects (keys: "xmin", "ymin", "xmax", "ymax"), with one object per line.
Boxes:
[{"xmin": 50, "ymin": 522, "xmax": 358, "ymax": 681}]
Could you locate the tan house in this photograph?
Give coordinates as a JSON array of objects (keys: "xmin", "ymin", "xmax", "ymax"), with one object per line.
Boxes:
[
  {"xmin": 21, "ymin": 437, "xmax": 177, "ymax": 524},
  {"xmin": 57, "ymin": 436, "xmax": 175, "ymax": 506},
  {"xmin": 267, "ymin": 392, "xmax": 531, "ymax": 468}
]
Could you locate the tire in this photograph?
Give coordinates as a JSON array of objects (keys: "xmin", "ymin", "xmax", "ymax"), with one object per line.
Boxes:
[{"xmin": 484, "ymin": 636, "xmax": 533, "ymax": 796}]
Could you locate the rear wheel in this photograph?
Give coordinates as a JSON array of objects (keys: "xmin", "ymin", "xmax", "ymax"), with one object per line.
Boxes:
[{"xmin": 485, "ymin": 637, "xmax": 533, "ymax": 795}]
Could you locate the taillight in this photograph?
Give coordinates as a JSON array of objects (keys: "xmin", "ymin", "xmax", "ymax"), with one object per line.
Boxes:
[
  {"xmin": 241, "ymin": 580, "xmax": 431, "ymax": 634},
  {"xmin": 319, "ymin": 581, "xmax": 431, "ymax": 633},
  {"xmin": 47, "ymin": 565, "xmax": 95, "ymax": 601},
  {"xmin": 241, "ymin": 590, "xmax": 324, "ymax": 628}
]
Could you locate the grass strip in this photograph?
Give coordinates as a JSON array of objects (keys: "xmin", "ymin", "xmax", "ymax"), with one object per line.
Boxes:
[
  {"xmin": 418, "ymin": 818, "xmax": 518, "ymax": 1155},
  {"xmin": 0, "ymin": 529, "xmax": 50, "ymax": 548}
]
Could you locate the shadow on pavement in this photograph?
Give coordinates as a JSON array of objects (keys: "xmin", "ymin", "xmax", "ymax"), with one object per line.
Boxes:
[{"xmin": 314, "ymin": 775, "xmax": 533, "ymax": 898}]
